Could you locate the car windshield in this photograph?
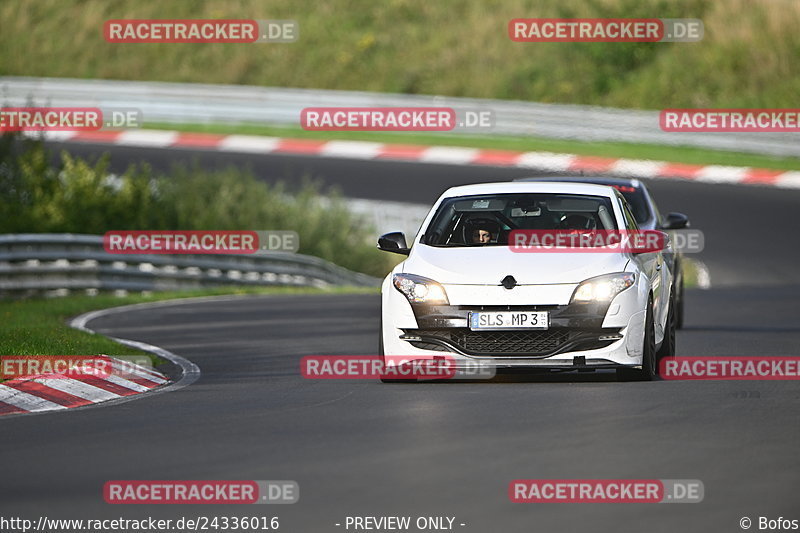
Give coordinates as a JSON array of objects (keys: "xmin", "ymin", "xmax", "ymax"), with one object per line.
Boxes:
[
  {"xmin": 422, "ymin": 193, "xmax": 618, "ymax": 247},
  {"xmin": 611, "ymin": 185, "xmax": 650, "ymax": 224}
]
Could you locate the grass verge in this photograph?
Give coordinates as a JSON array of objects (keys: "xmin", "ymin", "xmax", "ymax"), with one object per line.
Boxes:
[
  {"xmin": 146, "ymin": 122, "xmax": 800, "ymax": 171},
  {"xmin": 0, "ymin": 285, "xmax": 378, "ymax": 382},
  {"xmin": 681, "ymin": 258, "xmax": 705, "ymax": 290},
  {"xmin": 2, "ymin": 0, "xmax": 798, "ymax": 110}
]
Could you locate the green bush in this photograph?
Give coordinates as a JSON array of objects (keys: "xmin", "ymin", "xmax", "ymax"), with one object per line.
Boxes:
[{"xmin": 0, "ymin": 133, "xmax": 395, "ymax": 277}]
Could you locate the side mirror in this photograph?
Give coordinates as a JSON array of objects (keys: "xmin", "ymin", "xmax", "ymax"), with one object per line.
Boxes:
[
  {"xmin": 377, "ymin": 232, "xmax": 410, "ymax": 255},
  {"xmin": 661, "ymin": 212, "xmax": 689, "ymax": 230}
]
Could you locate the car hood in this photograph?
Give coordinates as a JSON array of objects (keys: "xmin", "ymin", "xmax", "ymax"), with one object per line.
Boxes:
[{"xmin": 403, "ymin": 245, "xmax": 630, "ymax": 285}]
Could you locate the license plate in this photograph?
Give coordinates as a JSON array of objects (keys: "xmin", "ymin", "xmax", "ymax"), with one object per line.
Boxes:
[{"xmin": 468, "ymin": 311, "xmax": 548, "ymax": 330}]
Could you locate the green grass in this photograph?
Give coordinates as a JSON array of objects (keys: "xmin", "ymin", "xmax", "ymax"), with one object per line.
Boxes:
[
  {"xmin": 0, "ymin": 285, "xmax": 378, "ymax": 381},
  {"xmin": 1, "ymin": 0, "xmax": 798, "ymax": 109},
  {"xmin": 147, "ymin": 121, "xmax": 800, "ymax": 171},
  {"xmin": 680, "ymin": 258, "xmax": 704, "ymax": 289}
]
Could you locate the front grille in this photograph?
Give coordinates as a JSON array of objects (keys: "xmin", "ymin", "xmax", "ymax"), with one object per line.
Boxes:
[{"xmin": 413, "ymin": 328, "xmax": 571, "ymax": 356}]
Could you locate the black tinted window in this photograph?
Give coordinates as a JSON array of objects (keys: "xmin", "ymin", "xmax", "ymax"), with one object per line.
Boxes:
[{"xmin": 423, "ymin": 193, "xmax": 618, "ymax": 246}]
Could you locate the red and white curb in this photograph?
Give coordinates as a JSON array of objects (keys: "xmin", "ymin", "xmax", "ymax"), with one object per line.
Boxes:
[
  {"xmin": 0, "ymin": 301, "xmax": 201, "ymax": 418},
  {"xmin": 0, "ymin": 356, "xmax": 168, "ymax": 416},
  {"xmin": 30, "ymin": 129, "xmax": 800, "ymax": 189}
]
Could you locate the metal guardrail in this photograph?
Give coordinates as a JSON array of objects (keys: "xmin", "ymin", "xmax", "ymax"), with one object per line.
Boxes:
[
  {"xmin": 343, "ymin": 198, "xmax": 429, "ymax": 244},
  {"xmin": 0, "ymin": 234, "xmax": 380, "ymax": 298},
  {"xmin": 1, "ymin": 76, "xmax": 797, "ymax": 157}
]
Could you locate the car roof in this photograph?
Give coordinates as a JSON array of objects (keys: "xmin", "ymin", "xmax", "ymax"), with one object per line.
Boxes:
[
  {"xmin": 515, "ymin": 176, "xmax": 644, "ymax": 189},
  {"xmin": 440, "ymin": 181, "xmax": 620, "ymax": 198}
]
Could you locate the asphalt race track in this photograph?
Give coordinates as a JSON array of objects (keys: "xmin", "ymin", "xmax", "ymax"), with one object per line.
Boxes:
[{"xmin": 2, "ymin": 141, "xmax": 800, "ymax": 532}]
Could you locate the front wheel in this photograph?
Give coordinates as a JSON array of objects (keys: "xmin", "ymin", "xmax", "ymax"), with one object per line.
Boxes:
[
  {"xmin": 617, "ymin": 299, "xmax": 657, "ymax": 382},
  {"xmin": 657, "ymin": 289, "xmax": 677, "ymax": 361},
  {"xmin": 675, "ymin": 268, "xmax": 685, "ymax": 329}
]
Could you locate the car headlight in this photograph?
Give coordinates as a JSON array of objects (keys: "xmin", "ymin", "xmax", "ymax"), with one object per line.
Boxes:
[
  {"xmin": 392, "ymin": 274, "xmax": 449, "ymax": 305},
  {"xmin": 571, "ymin": 273, "xmax": 635, "ymax": 303}
]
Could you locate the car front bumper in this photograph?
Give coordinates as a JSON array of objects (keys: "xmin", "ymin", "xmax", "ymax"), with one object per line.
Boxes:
[{"xmin": 381, "ymin": 275, "xmax": 648, "ymax": 370}]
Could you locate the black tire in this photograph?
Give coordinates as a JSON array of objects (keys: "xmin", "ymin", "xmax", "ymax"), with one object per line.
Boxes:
[
  {"xmin": 657, "ymin": 289, "xmax": 677, "ymax": 361},
  {"xmin": 617, "ymin": 299, "xmax": 657, "ymax": 382},
  {"xmin": 675, "ymin": 267, "xmax": 685, "ymax": 329}
]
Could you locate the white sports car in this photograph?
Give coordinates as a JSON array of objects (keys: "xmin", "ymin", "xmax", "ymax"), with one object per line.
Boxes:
[{"xmin": 378, "ymin": 181, "xmax": 676, "ymax": 381}]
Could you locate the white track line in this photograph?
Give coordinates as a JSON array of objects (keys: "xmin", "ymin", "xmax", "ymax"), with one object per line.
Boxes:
[
  {"xmin": 32, "ymin": 377, "xmax": 120, "ymax": 402},
  {"xmin": 516, "ymin": 152, "xmax": 576, "ymax": 171},
  {"xmin": 775, "ymin": 171, "xmax": 800, "ymax": 189},
  {"xmin": 116, "ymin": 130, "xmax": 178, "ymax": 147},
  {"xmin": 609, "ymin": 159, "xmax": 666, "ymax": 178},
  {"xmin": 108, "ymin": 359, "xmax": 168, "ymax": 384},
  {"xmin": 694, "ymin": 166, "xmax": 750, "ymax": 184},
  {"xmin": 419, "ymin": 146, "xmax": 479, "ymax": 164},
  {"xmin": 109, "ymin": 357, "xmax": 166, "ymax": 380},
  {"xmin": 71, "ymin": 303, "xmax": 202, "ymax": 395},
  {"xmin": 218, "ymin": 135, "xmax": 281, "ymax": 153},
  {"xmin": 320, "ymin": 141, "xmax": 384, "ymax": 159},
  {"xmin": 104, "ymin": 374, "xmax": 153, "ymax": 393},
  {"xmin": 0, "ymin": 385, "xmax": 67, "ymax": 412}
]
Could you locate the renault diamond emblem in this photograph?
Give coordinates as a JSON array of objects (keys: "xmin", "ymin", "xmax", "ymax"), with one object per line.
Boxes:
[{"xmin": 501, "ymin": 275, "xmax": 517, "ymax": 290}]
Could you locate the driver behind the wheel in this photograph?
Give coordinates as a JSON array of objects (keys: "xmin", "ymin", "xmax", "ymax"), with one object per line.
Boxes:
[
  {"xmin": 464, "ymin": 218, "xmax": 499, "ymax": 244},
  {"xmin": 559, "ymin": 214, "xmax": 597, "ymax": 231},
  {"xmin": 472, "ymin": 227, "xmax": 492, "ymax": 244}
]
